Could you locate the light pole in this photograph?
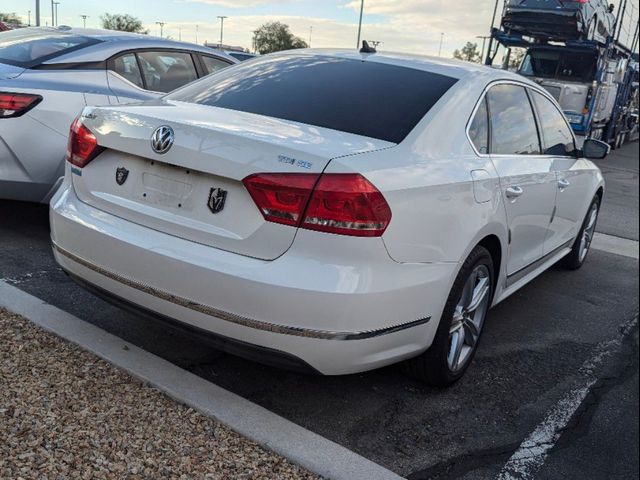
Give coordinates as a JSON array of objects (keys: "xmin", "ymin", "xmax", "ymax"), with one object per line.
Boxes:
[
  {"xmin": 28, "ymin": 10, "xmax": 31, "ymax": 26},
  {"xmin": 476, "ymin": 35, "xmax": 490, "ymax": 62},
  {"xmin": 50, "ymin": 0, "xmax": 54, "ymax": 26},
  {"xmin": 53, "ymin": 1, "xmax": 60, "ymax": 27},
  {"xmin": 80, "ymin": 14, "xmax": 88, "ymax": 28},
  {"xmin": 35, "ymin": 0, "xmax": 40, "ymax": 26},
  {"xmin": 195, "ymin": 24, "xmax": 199, "ymax": 44},
  {"xmin": 484, "ymin": 0, "xmax": 501, "ymax": 65},
  {"xmin": 156, "ymin": 21, "xmax": 166, "ymax": 38},
  {"xmin": 438, "ymin": 32, "xmax": 445, "ymax": 57},
  {"xmin": 356, "ymin": 0, "xmax": 364, "ymax": 49},
  {"xmin": 217, "ymin": 16, "xmax": 228, "ymax": 48},
  {"xmin": 309, "ymin": 25, "xmax": 313, "ymax": 48}
]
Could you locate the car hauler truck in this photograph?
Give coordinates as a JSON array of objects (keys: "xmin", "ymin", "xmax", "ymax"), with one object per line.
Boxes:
[{"xmin": 485, "ymin": 3, "xmax": 639, "ymax": 147}]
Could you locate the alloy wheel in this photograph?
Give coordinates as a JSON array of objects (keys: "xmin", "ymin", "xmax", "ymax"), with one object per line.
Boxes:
[
  {"xmin": 579, "ymin": 203, "xmax": 599, "ymax": 262},
  {"xmin": 448, "ymin": 264, "xmax": 491, "ymax": 372}
]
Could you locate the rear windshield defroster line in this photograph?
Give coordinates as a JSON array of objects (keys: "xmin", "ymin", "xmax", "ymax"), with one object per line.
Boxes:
[{"xmin": 167, "ymin": 55, "xmax": 458, "ymax": 144}]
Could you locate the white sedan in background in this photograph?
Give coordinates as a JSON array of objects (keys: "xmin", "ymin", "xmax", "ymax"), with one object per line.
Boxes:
[
  {"xmin": 0, "ymin": 27, "xmax": 236, "ymax": 202},
  {"xmin": 50, "ymin": 50, "xmax": 608, "ymax": 386}
]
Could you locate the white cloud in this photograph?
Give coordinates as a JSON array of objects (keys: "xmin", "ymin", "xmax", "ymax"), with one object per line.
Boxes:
[
  {"xmin": 150, "ymin": 6, "xmax": 495, "ymax": 58},
  {"xmin": 182, "ymin": 0, "xmax": 296, "ymax": 7}
]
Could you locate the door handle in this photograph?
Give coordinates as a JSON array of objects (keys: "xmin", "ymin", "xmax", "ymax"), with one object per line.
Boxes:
[
  {"xmin": 505, "ymin": 186, "xmax": 524, "ymax": 200},
  {"xmin": 558, "ymin": 179, "xmax": 571, "ymax": 190}
]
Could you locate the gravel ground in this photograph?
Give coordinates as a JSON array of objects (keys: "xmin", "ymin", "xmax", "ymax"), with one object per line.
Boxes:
[{"xmin": 0, "ymin": 308, "xmax": 317, "ymax": 480}]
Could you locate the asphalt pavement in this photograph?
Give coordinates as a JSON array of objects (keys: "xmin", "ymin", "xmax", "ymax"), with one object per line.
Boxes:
[{"xmin": 0, "ymin": 141, "xmax": 638, "ymax": 479}]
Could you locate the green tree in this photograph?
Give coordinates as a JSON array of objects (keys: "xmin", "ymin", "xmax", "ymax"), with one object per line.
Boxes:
[
  {"xmin": 0, "ymin": 13, "xmax": 21, "ymax": 24},
  {"xmin": 507, "ymin": 48, "xmax": 525, "ymax": 71},
  {"xmin": 100, "ymin": 13, "xmax": 148, "ymax": 34},
  {"xmin": 253, "ymin": 21, "xmax": 308, "ymax": 55},
  {"xmin": 453, "ymin": 42, "xmax": 481, "ymax": 63}
]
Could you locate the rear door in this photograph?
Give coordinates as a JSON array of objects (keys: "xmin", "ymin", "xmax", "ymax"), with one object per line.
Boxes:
[{"xmin": 486, "ymin": 83, "xmax": 558, "ymax": 278}]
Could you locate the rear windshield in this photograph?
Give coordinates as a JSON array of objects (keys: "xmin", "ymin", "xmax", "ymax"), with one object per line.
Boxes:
[
  {"xmin": 167, "ymin": 55, "xmax": 458, "ymax": 144},
  {"xmin": 519, "ymin": 49, "xmax": 597, "ymax": 82},
  {"xmin": 0, "ymin": 29, "xmax": 100, "ymax": 68}
]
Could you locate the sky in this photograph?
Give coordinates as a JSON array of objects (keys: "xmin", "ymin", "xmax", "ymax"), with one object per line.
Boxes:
[{"xmin": 2, "ymin": 0, "xmax": 638, "ymax": 56}]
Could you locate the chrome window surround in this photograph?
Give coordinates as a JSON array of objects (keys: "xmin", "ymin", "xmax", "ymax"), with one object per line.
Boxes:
[
  {"xmin": 53, "ymin": 242, "xmax": 430, "ymax": 341},
  {"xmin": 465, "ymin": 79, "xmax": 579, "ymax": 159}
]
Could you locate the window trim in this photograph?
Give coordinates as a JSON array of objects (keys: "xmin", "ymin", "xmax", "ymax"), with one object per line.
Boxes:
[
  {"xmin": 107, "ymin": 48, "xmax": 230, "ymax": 94},
  {"xmin": 528, "ymin": 88, "xmax": 579, "ymax": 156},
  {"xmin": 466, "ymin": 79, "xmax": 579, "ymax": 159}
]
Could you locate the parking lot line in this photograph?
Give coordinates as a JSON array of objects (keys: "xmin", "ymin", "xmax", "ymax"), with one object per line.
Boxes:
[
  {"xmin": 496, "ymin": 314, "xmax": 638, "ymax": 480},
  {"xmin": 591, "ymin": 232, "xmax": 639, "ymax": 259},
  {"xmin": 0, "ymin": 280, "xmax": 404, "ymax": 480}
]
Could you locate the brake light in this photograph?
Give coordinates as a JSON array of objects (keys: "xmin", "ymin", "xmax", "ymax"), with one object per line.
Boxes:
[
  {"xmin": 0, "ymin": 92, "xmax": 42, "ymax": 118},
  {"xmin": 66, "ymin": 117, "xmax": 103, "ymax": 168},
  {"xmin": 243, "ymin": 173, "xmax": 392, "ymax": 237},
  {"xmin": 243, "ymin": 173, "xmax": 318, "ymax": 226}
]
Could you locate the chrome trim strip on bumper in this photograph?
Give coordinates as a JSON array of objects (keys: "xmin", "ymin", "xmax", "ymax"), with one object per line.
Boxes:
[{"xmin": 52, "ymin": 242, "xmax": 431, "ymax": 341}]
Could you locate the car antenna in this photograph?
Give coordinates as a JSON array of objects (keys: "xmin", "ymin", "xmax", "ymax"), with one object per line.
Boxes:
[{"xmin": 360, "ymin": 40, "xmax": 377, "ymax": 54}]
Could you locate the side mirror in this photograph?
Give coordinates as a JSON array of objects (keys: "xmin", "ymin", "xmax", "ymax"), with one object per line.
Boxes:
[{"xmin": 582, "ymin": 138, "xmax": 610, "ymax": 160}]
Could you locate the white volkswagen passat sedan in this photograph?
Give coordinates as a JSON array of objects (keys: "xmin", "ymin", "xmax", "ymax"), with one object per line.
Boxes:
[
  {"xmin": 50, "ymin": 50, "xmax": 608, "ymax": 386},
  {"xmin": 0, "ymin": 27, "xmax": 236, "ymax": 203}
]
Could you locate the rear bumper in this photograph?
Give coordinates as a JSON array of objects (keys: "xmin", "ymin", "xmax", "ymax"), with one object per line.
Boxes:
[
  {"xmin": 503, "ymin": 8, "xmax": 583, "ymax": 38},
  {"xmin": 50, "ymin": 179, "xmax": 457, "ymax": 375}
]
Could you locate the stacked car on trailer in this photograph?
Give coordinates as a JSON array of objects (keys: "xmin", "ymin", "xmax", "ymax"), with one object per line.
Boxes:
[{"xmin": 486, "ymin": 0, "xmax": 639, "ymax": 147}]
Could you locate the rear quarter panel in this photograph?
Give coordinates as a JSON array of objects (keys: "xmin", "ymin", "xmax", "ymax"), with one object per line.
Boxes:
[{"xmin": 327, "ymin": 76, "xmax": 509, "ymax": 270}]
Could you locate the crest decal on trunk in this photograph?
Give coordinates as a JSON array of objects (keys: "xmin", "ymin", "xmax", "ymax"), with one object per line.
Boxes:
[
  {"xmin": 208, "ymin": 187, "xmax": 227, "ymax": 214},
  {"xmin": 115, "ymin": 167, "xmax": 129, "ymax": 186}
]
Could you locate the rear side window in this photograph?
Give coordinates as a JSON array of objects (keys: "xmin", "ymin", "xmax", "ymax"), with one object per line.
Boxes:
[
  {"xmin": 487, "ymin": 84, "xmax": 541, "ymax": 155},
  {"xmin": 0, "ymin": 29, "xmax": 99, "ymax": 68},
  {"xmin": 469, "ymin": 96, "xmax": 490, "ymax": 154},
  {"xmin": 113, "ymin": 53, "xmax": 144, "ymax": 89},
  {"xmin": 167, "ymin": 55, "xmax": 458, "ymax": 144},
  {"xmin": 530, "ymin": 90, "xmax": 577, "ymax": 156},
  {"xmin": 137, "ymin": 51, "xmax": 198, "ymax": 93}
]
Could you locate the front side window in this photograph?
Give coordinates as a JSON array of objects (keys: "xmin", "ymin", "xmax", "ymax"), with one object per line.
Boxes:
[
  {"xmin": 0, "ymin": 29, "xmax": 99, "ymax": 68},
  {"xmin": 519, "ymin": 49, "xmax": 597, "ymax": 82},
  {"xmin": 167, "ymin": 54, "xmax": 458, "ymax": 143},
  {"xmin": 530, "ymin": 90, "xmax": 577, "ymax": 156},
  {"xmin": 487, "ymin": 84, "xmax": 541, "ymax": 155},
  {"xmin": 137, "ymin": 51, "xmax": 198, "ymax": 93},
  {"xmin": 469, "ymin": 96, "xmax": 490, "ymax": 154}
]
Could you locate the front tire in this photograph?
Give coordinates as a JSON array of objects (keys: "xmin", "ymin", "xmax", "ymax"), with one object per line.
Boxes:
[
  {"xmin": 561, "ymin": 196, "xmax": 600, "ymax": 270},
  {"xmin": 404, "ymin": 246, "xmax": 494, "ymax": 387}
]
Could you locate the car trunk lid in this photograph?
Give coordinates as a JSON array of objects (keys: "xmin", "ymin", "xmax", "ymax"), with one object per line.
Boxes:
[{"xmin": 72, "ymin": 101, "xmax": 395, "ymax": 260}]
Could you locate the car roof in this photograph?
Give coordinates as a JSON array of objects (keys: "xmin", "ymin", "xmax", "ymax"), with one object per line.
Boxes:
[
  {"xmin": 29, "ymin": 27, "xmax": 237, "ymax": 64},
  {"xmin": 269, "ymin": 48, "xmax": 533, "ymax": 85}
]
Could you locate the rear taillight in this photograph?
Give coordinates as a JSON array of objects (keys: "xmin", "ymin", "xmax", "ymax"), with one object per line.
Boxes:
[
  {"xmin": 0, "ymin": 92, "xmax": 42, "ymax": 118},
  {"xmin": 66, "ymin": 117, "xmax": 104, "ymax": 168},
  {"xmin": 243, "ymin": 173, "xmax": 391, "ymax": 237},
  {"xmin": 243, "ymin": 173, "xmax": 318, "ymax": 226}
]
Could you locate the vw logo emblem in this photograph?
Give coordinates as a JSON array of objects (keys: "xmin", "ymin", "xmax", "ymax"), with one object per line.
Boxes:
[{"xmin": 151, "ymin": 125, "xmax": 174, "ymax": 154}]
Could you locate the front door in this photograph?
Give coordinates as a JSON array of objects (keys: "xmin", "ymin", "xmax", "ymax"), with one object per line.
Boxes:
[{"xmin": 529, "ymin": 89, "xmax": 594, "ymax": 252}]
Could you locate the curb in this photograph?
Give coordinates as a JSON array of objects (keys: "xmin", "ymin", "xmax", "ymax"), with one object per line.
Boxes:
[{"xmin": 0, "ymin": 281, "xmax": 404, "ymax": 480}]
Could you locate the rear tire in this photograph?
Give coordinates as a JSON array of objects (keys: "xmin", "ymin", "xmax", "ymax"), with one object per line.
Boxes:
[
  {"xmin": 404, "ymin": 246, "xmax": 494, "ymax": 387},
  {"xmin": 560, "ymin": 196, "xmax": 600, "ymax": 270}
]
